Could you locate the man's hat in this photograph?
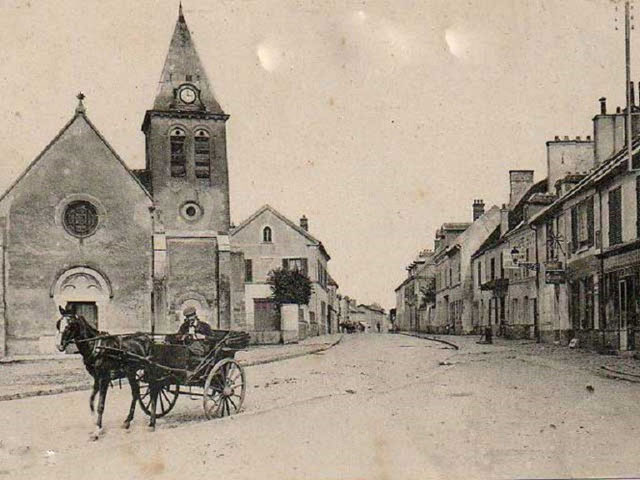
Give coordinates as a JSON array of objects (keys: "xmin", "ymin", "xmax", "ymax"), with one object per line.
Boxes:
[{"xmin": 183, "ymin": 306, "xmax": 197, "ymax": 317}]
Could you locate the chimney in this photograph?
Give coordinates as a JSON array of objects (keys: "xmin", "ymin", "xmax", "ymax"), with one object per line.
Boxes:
[
  {"xmin": 599, "ymin": 97, "xmax": 607, "ymax": 115},
  {"xmin": 299, "ymin": 215, "xmax": 309, "ymax": 231},
  {"xmin": 500, "ymin": 204, "xmax": 509, "ymax": 236},
  {"xmin": 509, "ymin": 170, "xmax": 534, "ymax": 208},
  {"xmin": 472, "ymin": 199, "xmax": 485, "ymax": 222}
]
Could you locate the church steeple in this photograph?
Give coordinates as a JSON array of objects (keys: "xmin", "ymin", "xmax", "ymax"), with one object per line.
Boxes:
[{"xmin": 153, "ymin": 4, "xmax": 223, "ymax": 113}]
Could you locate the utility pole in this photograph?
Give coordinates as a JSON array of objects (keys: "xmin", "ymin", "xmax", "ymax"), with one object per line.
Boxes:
[{"xmin": 625, "ymin": 0, "xmax": 633, "ymax": 171}]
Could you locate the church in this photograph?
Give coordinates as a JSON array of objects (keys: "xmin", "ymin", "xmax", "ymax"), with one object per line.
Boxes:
[{"xmin": 0, "ymin": 6, "xmax": 245, "ymax": 356}]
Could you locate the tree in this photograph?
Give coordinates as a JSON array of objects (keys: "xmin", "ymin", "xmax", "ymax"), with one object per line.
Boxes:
[{"xmin": 267, "ymin": 267, "xmax": 312, "ymax": 307}]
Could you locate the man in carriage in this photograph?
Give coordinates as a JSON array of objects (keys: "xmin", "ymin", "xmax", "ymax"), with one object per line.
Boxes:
[
  {"xmin": 177, "ymin": 306, "xmax": 213, "ymax": 338},
  {"xmin": 174, "ymin": 306, "xmax": 213, "ymax": 357}
]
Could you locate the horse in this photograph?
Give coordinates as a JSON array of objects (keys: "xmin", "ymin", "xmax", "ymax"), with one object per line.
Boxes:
[{"xmin": 55, "ymin": 306, "xmax": 153, "ymax": 440}]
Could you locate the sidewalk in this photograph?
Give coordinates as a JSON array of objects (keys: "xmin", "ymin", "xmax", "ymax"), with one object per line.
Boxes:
[
  {"xmin": 0, "ymin": 334, "xmax": 342, "ymax": 402},
  {"xmin": 402, "ymin": 331, "xmax": 640, "ymax": 382}
]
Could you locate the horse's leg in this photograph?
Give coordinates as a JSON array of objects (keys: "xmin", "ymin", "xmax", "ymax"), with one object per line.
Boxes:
[
  {"xmin": 148, "ymin": 383, "xmax": 157, "ymax": 431},
  {"xmin": 89, "ymin": 377, "xmax": 99, "ymax": 415},
  {"xmin": 90, "ymin": 376, "xmax": 108, "ymax": 441},
  {"xmin": 122, "ymin": 371, "xmax": 139, "ymax": 430}
]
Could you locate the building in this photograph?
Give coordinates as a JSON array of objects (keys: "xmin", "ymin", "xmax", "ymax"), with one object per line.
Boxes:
[
  {"xmin": 230, "ymin": 205, "xmax": 332, "ymax": 343},
  {"xmin": 471, "ymin": 175, "xmax": 554, "ymax": 339},
  {"xmin": 394, "ymin": 249, "xmax": 435, "ymax": 332},
  {"xmin": 433, "ymin": 206, "xmax": 501, "ymax": 334},
  {"xmin": 358, "ymin": 304, "xmax": 388, "ymax": 332},
  {"xmin": 0, "ymin": 7, "xmax": 245, "ymax": 356}
]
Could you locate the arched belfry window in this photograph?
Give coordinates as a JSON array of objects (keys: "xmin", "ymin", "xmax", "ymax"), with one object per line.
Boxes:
[
  {"xmin": 262, "ymin": 226, "xmax": 272, "ymax": 243},
  {"xmin": 170, "ymin": 127, "xmax": 187, "ymax": 177},
  {"xmin": 194, "ymin": 129, "xmax": 211, "ymax": 179}
]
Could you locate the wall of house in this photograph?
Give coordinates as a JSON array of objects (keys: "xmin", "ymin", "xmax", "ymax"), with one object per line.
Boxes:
[
  {"xmin": 600, "ymin": 174, "xmax": 640, "ymax": 249},
  {"xmin": 232, "ymin": 208, "xmax": 329, "ymax": 338}
]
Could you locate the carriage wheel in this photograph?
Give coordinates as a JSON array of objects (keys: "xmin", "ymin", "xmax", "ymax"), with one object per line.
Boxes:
[
  {"xmin": 203, "ymin": 358, "xmax": 245, "ymax": 420},
  {"xmin": 136, "ymin": 370, "xmax": 179, "ymax": 418}
]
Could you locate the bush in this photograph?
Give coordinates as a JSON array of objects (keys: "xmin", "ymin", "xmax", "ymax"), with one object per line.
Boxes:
[{"xmin": 267, "ymin": 268, "xmax": 312, "ymax": 307}]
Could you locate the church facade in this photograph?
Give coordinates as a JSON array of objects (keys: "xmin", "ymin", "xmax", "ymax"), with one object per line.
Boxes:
[{"xmin": 0, "ymin": 7, "xmax": 245, "ymax": 356}]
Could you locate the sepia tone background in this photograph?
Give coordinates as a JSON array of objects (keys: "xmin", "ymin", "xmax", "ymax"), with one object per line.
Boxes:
[{"xmin": 0, "ymin": 0, "xmax": 632, "ymax": 308}]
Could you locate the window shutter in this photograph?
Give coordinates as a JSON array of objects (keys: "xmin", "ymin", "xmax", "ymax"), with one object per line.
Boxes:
[
  {"xmin": 609, "ymin": 187, "xmax": 622, "ymax": 246},
  {"xmin": 587, "ymin": 197, "xmax": 594, "ymax": 246},
  {"xmin": 301, "ymin": 258, "xmax": 308, "ymax": 276},
  {"xmin": 282, "ymin": 259, "xmax": 289, "ymax": 270},
  {"xmin": 571, "ymin": 206, "xmax": 578, "ymax": 252}
]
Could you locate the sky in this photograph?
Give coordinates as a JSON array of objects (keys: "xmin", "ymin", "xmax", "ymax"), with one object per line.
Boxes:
[{"xmin": 0, "ymin": 0, "xmax": 635, "ymax": 309}]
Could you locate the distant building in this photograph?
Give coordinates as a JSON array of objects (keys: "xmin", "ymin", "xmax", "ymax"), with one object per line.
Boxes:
[
  {"xmin": 358, "ymin": 304, "xmax": 388, "ymax": 332},
  {"xmin": 434, "ymin": 206, "xmax": 501, "ymax": 334}
]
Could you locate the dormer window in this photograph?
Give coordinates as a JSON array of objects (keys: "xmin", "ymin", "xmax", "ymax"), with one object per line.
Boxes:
[
  {"xmin": 170, "ymin": 127, "xmax": 186, "ymax": 177},
  {"xmin": 194, "ymin": 129, "xmax": 211, "ymax": 179},
  {"xmin": 262, "ymin": 226, "xmax": 272, "ymax": 243}
]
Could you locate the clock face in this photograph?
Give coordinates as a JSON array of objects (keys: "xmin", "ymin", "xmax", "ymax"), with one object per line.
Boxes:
[{"xmin": 179, "ymin": 87, "xmax": 197, "ymax": 104}]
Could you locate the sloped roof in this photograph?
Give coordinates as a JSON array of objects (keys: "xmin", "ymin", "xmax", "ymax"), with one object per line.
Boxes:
[
  {"xmin": 470, "ymin": 224, "xmax": 502, "ymax": 259},
  {"xmin": 153, "ymin": 5, "xmax": 223, "ymax": 113},
  {"xmin": 508, "ymin": 178, "xmax": 548, "ymax": 230},
  {"xmin": 0, "ymin": 111, "xmax": 152, "ymax": 205},
  {"xmin": 231, "ymin": 204, "xmax": 331, "ymax": 260}
]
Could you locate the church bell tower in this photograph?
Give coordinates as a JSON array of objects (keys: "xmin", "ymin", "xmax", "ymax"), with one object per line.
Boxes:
[
  {"xmin": 142, "ymin": 3, "xmax": 230, "ymax": 233},
  {"xmin": 142, "ymin": 5, "xmax": 236, "ymax": 331}
]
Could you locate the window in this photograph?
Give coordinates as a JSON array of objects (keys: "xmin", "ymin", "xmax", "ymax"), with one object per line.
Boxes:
[
  {"xmin": 572, "ymin": 197, "xmax": 595, "ymax": 252},
  {"xmin": 477, "ymin": 262, "xmax": 482, "ymax": 287},
  {"xmin": 63, "ymin": 201, "xmax": 98, "ymax": 237},
  {"xmin": 316, "ymin": 260, "xmax": 328, "ymax": 288},
  {"xmin": 282, "ymin": 258, "xmax": 308, "ymax": 276},
  {"xmin": 170, "ymin": 127, "xmax": 186, "ymax": 177},
  {"xmin": 180, "ymin": 202, "xmax": 203, "ymax": 221},
  {"xmin": 546, "ymin": 220, "xmax": 557, "ymax": 260},
  {"xmin": 194, "ymin": 129, "xmax": 211, "ymax": 179},
  {"xmin": 490, "ymin": 257, "xmax": 496, "ymax": 280},
  {"xmin": 609, "ymin": 187, "xmax": 622, "ymax": 246},
  {"xmin": 245, "ymin": 259, "xmax": 253, "ymax": 282},
  {"xmin": 262, "ymin": 226, "xmax": 272, "ymax": 243}
]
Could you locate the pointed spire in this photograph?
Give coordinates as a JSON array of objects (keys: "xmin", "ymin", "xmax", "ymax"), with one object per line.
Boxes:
[
  {"xmin": 152, "ymin": 5, "xmax": 223, "ymax": 113},
  {"xmin": 75, "ymin": 92, "xmax": 86, "ymax": 114}
]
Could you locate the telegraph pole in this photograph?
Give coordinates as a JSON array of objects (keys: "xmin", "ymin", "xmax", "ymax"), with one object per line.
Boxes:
[{"xmin": 625, "ymin": 0, "xmax": 633, "ymax": 170}]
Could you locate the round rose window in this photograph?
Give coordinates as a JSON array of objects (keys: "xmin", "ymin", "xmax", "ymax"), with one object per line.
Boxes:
[
  {"xmin": 180, "ymin": 202, "xmax": 203, "ymax": 221},
  {"xmin": 63, "ymin": 201, "xmax": 98, "ymax": 237}
]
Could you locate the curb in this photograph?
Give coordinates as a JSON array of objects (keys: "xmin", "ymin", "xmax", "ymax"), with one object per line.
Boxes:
[
  {"xmin": 0, "ymin": 335, "xmax": 344, "ymax": 402},
  {"xmin": 399, "ymin": 332, "xmax": 460, "ymax": 350},
  {"xmin": 243, "ymin": 334, "xmax": 343, "ymax": 367}
]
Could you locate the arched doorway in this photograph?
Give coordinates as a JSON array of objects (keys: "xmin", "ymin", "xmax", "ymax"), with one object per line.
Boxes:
[
  {"xmin": 51, "ymin": 267, "xmax": 112, "ymax": 329},
  {"xmin": 172, "ymin": 291, "xmax": 215, "ymax": 329}
]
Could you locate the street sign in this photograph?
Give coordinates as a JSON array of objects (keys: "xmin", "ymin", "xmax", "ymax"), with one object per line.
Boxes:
[{"xmin": 545, "ymin": 269, "xmax": 566, "ymax": 284}]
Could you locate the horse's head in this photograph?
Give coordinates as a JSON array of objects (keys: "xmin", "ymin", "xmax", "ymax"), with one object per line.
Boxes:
[{"xmin": 55, "ymin": 306, "xmax": 81, "ymax": 352}]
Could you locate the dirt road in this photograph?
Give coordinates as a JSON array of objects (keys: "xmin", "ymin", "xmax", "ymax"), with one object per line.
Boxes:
[{"xmin": 2, "ymin": 334, "xmax": 640, "ymax": 479}]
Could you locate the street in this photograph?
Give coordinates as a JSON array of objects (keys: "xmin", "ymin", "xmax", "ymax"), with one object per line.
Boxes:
[{"xmin": 2, "ymin": 334, "xmax": 640, "ymax": 479}]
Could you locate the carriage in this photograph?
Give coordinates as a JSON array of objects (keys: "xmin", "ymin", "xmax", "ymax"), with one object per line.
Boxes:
[{"xmin": 98, "ymin": 329, "xmax": 250, "ymax": 420}]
